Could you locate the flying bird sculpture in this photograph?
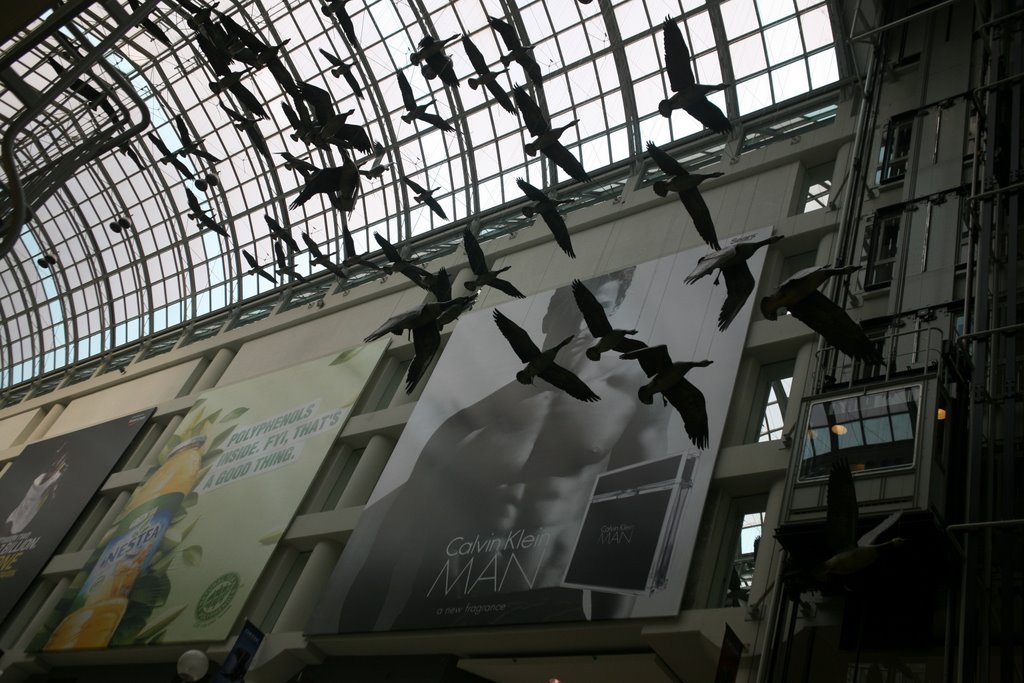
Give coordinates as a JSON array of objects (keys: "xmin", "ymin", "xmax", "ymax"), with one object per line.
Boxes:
[
  {"xmin": 222, "ymin": 104, "xmax": 271, "ymax": 161},
  {"xmin": 647, "ymin": 140, "xmax": 721, "ymax": 249},
  {"xmin": 488, "ymin": 16, "xmax": 543, "ymax": 85},
  {"xmin": 264, "ymin": 214, "xmax": 299, "ymax": 252},
  {"xmin": 493, "ymin": 309, "xmax": 600, "ymax": 402},
  {"xmin": 513, "ymin": 87, "xmax": 590, "ymax": 183},
  {"xmin": 517, "ymin": 178, "xmax": 574, "ymax": 258},
  {"xmin": 301, "ymin": 232, "xmax": 349, "ymax": 280},
  {"xmin": 339, "ymin": 222, "xmax": 385, "ymax": 273},
  {"xmin": 462, "ymin": 35, "xmax": 516, "ymax": 114},
  {"xmin": 185, "ymin": 189, "xmax": 229, "ymax": 237},
  {"xmin": 462, "ymin": 227, "xmax": 525, "ymax": 298},
  {"xmin": 290, "ymin": 158, "xmax": 362, "ymax": 213},
  {"xmin": 322, "ymin": 0, "xmax": 361, "ymax": 50},
  {"xmin": 374, "ymin": 233, "xmax": 452, "ymax": 300},
  {"xmin": 402, "ymin": 176, "xmax": 448, "ymax": 220},
  {"xmin": 621, "ymin": 345, "xmax": 712, "ymax": 449},
  {"xmin": 411, "ymin": 34, "xmax": 460, "ymax": 87},
  {"xmin": 813, "ymin": 457, "xmax": 905, "ymax": 582},
  {"xmin": 359, "ymin": 142, "xmax": 391, "ymax": 180},
  {"xmin": 365, "ymin": 296, "xmax": 477, "ymax": 393},
  {"xmin": 397, "ymin": 70, "xmax": 455, "ymax": 132},
  {"xmin": 280, "ymin": 152, "xmax": 318, "ymax": 178},
  {"xmin": 571, "ymin": 279, "xmax": 646, "ymax": 359},
  {"xmin": 761, "ymin": 265, "xmax": 884, "ymax": 365},
  {"xmin": 660, "ymin": 17, "xmax": 731, "ymax": 134},
  {"xmin": 685, "ymin": 234, "xmax": 783, "ymax": 331},
  {"xmin": 274, "ymin": 240, "xmax": 308, "ymax": 283},
  {"xmin": 318, "ymin": 48, "xmax": 364, "ymax": 98},
  {"xmin": 243, "ymin": 249, "xmax": 276, "ymax": 285}
]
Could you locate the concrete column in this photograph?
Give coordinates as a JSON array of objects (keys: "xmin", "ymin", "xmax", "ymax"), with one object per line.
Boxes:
[
  {"xmin": 80, "ymin": 491, "xmax": 131, "ymax": 550},
  {"xmin": 188, "ymin": 347, "xmax": 236, "ymax": 395},
  {"xmin": 336, "ymin": 434, "xmax": 394, "ymax": 508},
  {"xmin": 748, "ymin": 477, "xmax": 787, "ymax": 614},
  {"xmin": 23, "ymin": 404, "xmax": 64, "ymax": 443},
  {"xmin": 300, "ymin": 444, "xmax": 352, "ymax": 514},
  {"xmin": 272, "ymin": 540, "xmax": 342, "ymax": 633},
  {"xmin": 784, "ymin": 341, "xmax": 816, "ymax": 434},
  {"xmin": 134, "ymin": 415, "xmax": 184, "ymax": 470},
  {"xmin": 9, "ymin": 577, "xmax": 70, "ymax": 653}
]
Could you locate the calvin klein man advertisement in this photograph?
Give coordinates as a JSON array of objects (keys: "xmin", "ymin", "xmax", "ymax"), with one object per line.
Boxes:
[
  {"xmin": 0, "ymin": 410, "xmax": 154, "ymax": 622},
  {"xmin": 307, "ymin": 228, "xmax": 773, "ymax": 634}
]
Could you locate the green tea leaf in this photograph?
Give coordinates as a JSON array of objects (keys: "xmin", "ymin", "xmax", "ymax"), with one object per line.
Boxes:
[
  {"xmin": 159, "ymin": 434, "xmax": 183, "ymax": 464},
  {"xmin": 220, "ymin": 406, "xmax": 249, "ymax": 423},
  {"xmin": 131, "ymin": 572, "xmax": 171, "ymax": 608},
  {"xmin": 182, "ymin": 545, "xmax": 203, "ymax": 567},
  {"xmin": 182, "ymin": 492, "xmax": 199, "ymax": 508},
  {"xmin": 208, "ymin": 426, "xmax": 236, "ymax": 453},
  {"xmin": 133, "ymin": 604, "xmax": 186, "ymax": 643},
  {"xmin": 259, "ymin": 529, "xmax": 284, "ymax": 545}
]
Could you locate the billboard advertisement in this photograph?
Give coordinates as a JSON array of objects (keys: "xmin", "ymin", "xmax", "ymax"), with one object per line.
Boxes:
[
  {"xmin": 0, "ymin": 410, "xmax": 154, "ymax": 623},
  {"xmin": 33, "ymin": 340, "xmax": 387, "ymax": 649},
  {"xmin": 308, "ymin": 229, "xmax": 773, "ymax": 633}
]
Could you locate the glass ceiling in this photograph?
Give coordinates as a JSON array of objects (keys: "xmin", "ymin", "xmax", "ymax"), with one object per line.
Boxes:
[{"xmin": 0, "ymin": 0, "xmax": 840, "ymax": 390}]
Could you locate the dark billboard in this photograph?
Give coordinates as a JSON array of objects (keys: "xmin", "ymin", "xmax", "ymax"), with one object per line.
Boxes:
[{"xmin": 0, "ymin": 410, "xmax": 154, "ymax": 622}]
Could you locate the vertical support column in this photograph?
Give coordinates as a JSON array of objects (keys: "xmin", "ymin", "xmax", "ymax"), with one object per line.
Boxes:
[
  {"xmin": 23, "ymin": 403, "xmax": 64, "ymax": 443},
  {"xmin": 271, "ymin": 540, "xmax": 342, "ymax": 633},
  {"xmin": 336, "ymin": 434, "xmax": 395, "ymax": 508},
  {"xmin": 132, "ymin": 415, "xmax": 184, "ymax": 470},
  {"xmin": 749, "ymin": 478, "xmax": 787, "ymax": 610},
  {"xmin": 188, "ymin": 347, "xmax": 236, "ymax": 396}
]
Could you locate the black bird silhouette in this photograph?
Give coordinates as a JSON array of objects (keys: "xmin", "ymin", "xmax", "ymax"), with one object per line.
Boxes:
[
  {"xmin": 116, "ymin": 142, "xmax": 143, "ymax": 169},
  {"xmin": 222, "ymin": 105, "xmax": 270, "ymax": 161},
  {"xmin": 493, "ymin": 309, "xmax": 600, "ymax": 402},
  {"xmin": 366, "ymin": 296, "xmax": 477, "ymax": 393},
  {"xmin": 660, "ymin": 17, "xmax": 731, "ymax": 134},
  {"xmin": 297, "ymin": 82, "xmax": 373, "ymax": 153},
  {"xmin": 359, "ymin": 142, "xmax": 390, "ymax": 180},
  {"xmin": 411, "ymin": 34, "xmax": 460, "ymax": 87},
  {"xmin": 373, "ymin": 233, "xmax": 450, "ymax": 300},
  {"xmin": 517, "ymin": 178, "xmax": 574, "ymax": 258},
  {"xmin": 290, "ymin": 158, "xmax": 361, "ymax": 213},
  {"xmin": 185, "ymin": 189, "xmax": 229, "ymax": 237},
  {"xmin": 301, "ymin": 232, "xmax": 349, "ymax": 280},
  {"xmin": 513, "ymin": 87, "xmax": 590, "ymax": 183},
  {"xmin": 621, "ymin": 345, "xmax": 712, "ymax": 449},
  {"xmin": 318, "ymin": 48, "xmax": 364, "ymax": 98},
  {"xmin": 402, "ymin": 176, "xmax": 448, "ymax": 220},
  {"xmin": 812, "ymin": 457, "xmax": 905, "ymax": 582},
  {"xmin": 174, "ymin": 114, "xmax": 221, "ymax": 164},
  {"xmin": 47, "ymin": 57, "xmax": 119, "ymax": 122},
  {"xmin": 571, "ymin": 279, "xmax": 646, "ymax": 360},
  {"xmin": 322, "ymin": 0, "xmax": 361, "ymax": 49},
  {"xmin": 647, "ymin": 140, "xmax": 721, "ymax": 249},
  {"xmin": 340, "ymin": 222, "xmax": 384, "ymax": 273},
  {"xmin": 147, "ymin": 133, "xmax": 195, "ymax": 179},
  {"xmin": 279, "ymin": 152, "xmax": 318, "ymax": 178},
  {"xmin": 761, "ymin": 265, "xmax": 884, "ymax": 365},
  {"xmin": 488, "ymin": 16, "xmax": 542, "ymax": 85},
  {"xmin": 222, "ymin": 79, "xmax": 268, "ymax": 119},
  {"xmin": 215, "ymin": 10, "xmax": 281, "ymax": 67},
  {"xmin": 462, "ymin": 227, "xmax": 524, "ymax": 298},
  {"xmin": 127, "ymin": 0, "xmax": 171, "ymax": 46},
  {"xmin": 397, "ymin": 70, "xmax": 454, "ymax": 132},
  {"xmin": 274, "ymin": 240, "xmax": 308, "ymax": 283},
  {"xmin": 685, "ymin": 234, "xmax": 783, "ymax": 331},
  {"xmin": 243, "ymin": 249, "xmax": 276, "ymax": 285},
  {"xmin": 462, "ymin": 35, "xmax": 516, "ymax": 114},
  {"xmin": 264, "ymin": 215, "xmax": 299, "ymax": 252}
]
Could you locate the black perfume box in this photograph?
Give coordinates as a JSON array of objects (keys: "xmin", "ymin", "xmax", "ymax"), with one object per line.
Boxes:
[{"xmin": 562, "ymin": 453, "xmax": 697, "ymax": 595}]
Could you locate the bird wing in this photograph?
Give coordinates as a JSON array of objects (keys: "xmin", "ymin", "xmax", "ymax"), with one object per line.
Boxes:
[
  {"xmin": 519, "ymin": 56, "xmax": 543, "ymax": 86},
  {"xmin": 646, "ymin": 140, "xmax": 687, "ymax": 176},
  {"xmin": 364, "ymin": 305, "xmax": 424, "ymax": 342},
  {"xmin": 789, "ymin": 291, "xmax": 884, "ymax": 364},
  {"xmin": 858, "ymin": 511, "xmax": 902, "ymax": 548},
  {"xmin": 318, "ymin": 48, "xmax": 342, "ymax": 67},
  {"xmin": 516, "ymin": 177, "xmax": 546, "ymax": 202},
  {"xmin": 826, "ymin": 458, "xmax": 859, "ymax": 552},
  {"xmin": 242, "ymin": 249, "xmax": 260, "ymax": 270},
  {"xmin": 280, "ymin": 152, "xmax": 317, "ymax": 177},
  {"xmin": 397, "ymin": 71, "xmax": 417, "ymax": 110},
  {"xmin": 493, "ymin": 309, "xmax": 541, "ymax": 363},
  {"xmin": 684, "ymin": 248, "xmax": 730, "ymax": 284},
  {"xmin": 544, "ymin": 142, "xmax": 591, "ymax": 183},
  {"xmin": 571, "ymin": 279, "xmax": 613, "ymax": 337},
  {"xmin": 274, "ymin": 240, "xmax": 289, "ymax": 269},
  {"xmin": 174, "ymin": 115, "xmax": 195, "ymax": 147},
  {"xmin": 373, "ymin": 232, "xmax": 404, "ymax": 265},
  {"xmin": 299, "ymin": 82, "xmax": 336, "ymax": 123},
  {"xmin": 540, "ymin": 207, "xmax": 574, "ymax": 258},
  {"xmin": 683, "ymin": 97, "xmax": 732, "ymax": 135},
  {"xmin": 512, "ymin": 87, "xmax": 550, "ymax": 135},
  {"xmin": 415, "ymin": 111, "xmax": 454, "ymax": 132},
  {"xmin": 663, "ymin": 17, "xmax": 696, "ymax": 93},
  {"xmin": 221, "ymin": 103, "xmax": 244, "ymax": 123},
  {"xmin": 664, "ymin": 377, "xmax": 709, "ymax": 449},
  {"xmin": 185, "ymin": 187, "xmax": 202, "ymax": 212},
  {"xmin": 403, "ymin": 176, "xmax": 427, "ymax": 194},
  {"xmin": 406, "ymin": 323, "xmax": 441, "ymax": 393},
  {"xmin": 488, "ymin": 16, "xmax": 521, "ymax": 50},
  {"xmin": 486, "ymin": 80, "xmax": 517, "ymax": 114},
  {"xmin": 196, "ymin": 32, "xmax": 233, "ymax": 77},
  {"xmin": 462, "ymin": 227, "xmax": 488, "ymax": 275},
  {"xmin": 462, "ymin": 35, "xmax": 488, "ymax": 73},
  {"xmin": 147, "ymin": 132, "xmax": 174, "ymax": 158},
  {"xmin": 621, "ymin": 344, "xmax": 673, "ymax": 377},
  {"xmin": 425, "ymin": 197, "xmax": 448, "ymax": 220},
  {"xmin": 228, "ymin": 81, "xmax": 267, "ymax": 118},
  {"xmin": 539, "ymin": 362, "xmax": 601, "ymax": 402},
  {"xmin": 613, "ymin": 337, "xmax": 648, "ymax": 355},
  {"xmin": 488, "ymin": 277, "xmax": 526, "ymax": 299},
  {"xmin": 431, "ymin": 267, "xmax": 452, "ymax": 301},
  {"xmin": 680, "ymin": 188, "xmax": 721, "ymax": 250},
  {"xmin": 718, "ymin": 262, "xmax": 754, "ymax": 331}
]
